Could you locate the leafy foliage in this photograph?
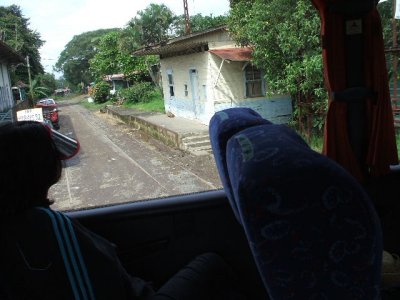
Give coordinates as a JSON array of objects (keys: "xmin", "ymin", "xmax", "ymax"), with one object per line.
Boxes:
[
  {"xmin": 91, "ymin": 81, "xmax": 111, "ymax": 103},
  {"xmin": 229, "ymin": 0, "xmax": 326, "ymax": 136},
  {"xmin": 173, "ymin": 14, "xmax": 228, "ymax": 36},
  {"xmin": 124, "ymin": 92, "xmax": 164, "ymax": 112},
  {"xmin": 30, "ymin": 77, "xmax": 50, "ymax": 100},
  {"xmin": 377, "ymin": 0, "xmax": 399, "ymax": 82},
  {"xmin": 0, "ymin": 5, "xmax": 44, "ymax": 84},
  {"xmin": 377, "ymin": 0, "xmax": 396, "ymax": 50},
  {"xmin": 89, "ymin": 31, "xmax": 149, "ymax": 82},
  {"xmin": 55, "ymin": 29, "xmax": 117, "ymax": 88},
  {"xmin": 36, "ymin": 73, "xmax": 57, "ymax": 94},
  {"xmin": 127, "ymin": 4, "xmax": 175, "ymax": 46},
  {"xmin": 118, "ymin": 82, "xmax": 154, "ymax": 104},
  {"xmin": 126, "ymin": 4, "xmax": 227, "ymax": 45}
]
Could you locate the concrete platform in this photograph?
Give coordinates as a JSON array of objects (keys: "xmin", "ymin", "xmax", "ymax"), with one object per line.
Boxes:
[{"xmin": 105, "ymin": 105, "xmax": 212, "ymax": 155}]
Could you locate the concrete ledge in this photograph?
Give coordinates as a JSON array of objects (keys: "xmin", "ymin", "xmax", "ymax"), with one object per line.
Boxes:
[{"xmin": 105, "ymin": 106, "xmax": 182, "ymax": 149}]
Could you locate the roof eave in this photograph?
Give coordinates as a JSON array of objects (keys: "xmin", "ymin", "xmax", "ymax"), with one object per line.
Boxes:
[
  {"xmin": 133, "ymin": 25, "xmax": 227, "ymax": 57},
  {"xmin": 0, "ymin": 41, "xmax": 24, "ymax": 65}
]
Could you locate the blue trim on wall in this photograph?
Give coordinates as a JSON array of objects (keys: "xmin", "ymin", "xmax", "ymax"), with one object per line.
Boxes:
[{"xmin": 215, "ymin": 97, "xmax": 292, "ymax": 124}]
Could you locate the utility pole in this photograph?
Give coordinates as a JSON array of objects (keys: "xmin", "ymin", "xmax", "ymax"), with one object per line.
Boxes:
[
  {"xmin": 183, "ymin": 0, "xmax": 191, "ymax": 35},
  {"xmin": 26, "ymin": 55, "xmax": 34, "ymax": 106}
]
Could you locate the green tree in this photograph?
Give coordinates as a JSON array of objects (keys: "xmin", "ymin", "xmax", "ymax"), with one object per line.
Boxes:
[
  {"xmin": 377, "ymin": 0, "xmax": 399, "ymax": 83},
  {"xmin": 229, "ymin": 0, "xmax": 326, "ymax": 137},
  {"xmin": 0, "ymin": 5, "xmax": 44, "ymax": 84},
  {"xmin": 173, "ymin": 14, "xmax": 228, "ymax": 36},
  {"xmin": 55, "ymin": 29, "xmax": 117, "ymax": 88},
  {"xmin": 30, "ymin": 77, "xmax": 50, "ymax": 100},
  {"xmin": 91, "ymin": 81, "xmax": 111, "ymax": 103},
  {"xmin": 377, "ymin": 0, "xmax": 396, "ymax": 49},
  {"xmin": 127, "ymin": 4, "xmax": 175, "ymax": 46},
  {"xmin": 89, "ymin": 30, "xmax": 150, "ymax": 83},
  {"xmin": 36, "ymin": 73, "xmax": 57, "ymax": 95},
  {"xmin": 89, "ymin": 31, "xmax": 122, "ymax": 79}
]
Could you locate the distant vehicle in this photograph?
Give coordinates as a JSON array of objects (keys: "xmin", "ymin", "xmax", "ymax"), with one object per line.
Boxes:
[{"xmin": 35, "ymin": 98, "xmax": 60, "ymax": 129}]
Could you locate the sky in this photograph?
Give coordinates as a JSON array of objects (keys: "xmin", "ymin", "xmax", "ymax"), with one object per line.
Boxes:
[{"xmin": 3, "ymin": 0, "xmax": 230, "ymax": 76}]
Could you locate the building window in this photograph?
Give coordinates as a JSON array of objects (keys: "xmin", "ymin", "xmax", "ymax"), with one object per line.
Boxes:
[
  {"xmin": 184, "ymin": 84, "xmax": 188, "ymax": 97},
  {"xmin": 167, "ymin": 70, "xmax": 174, "ymax": 97},
  {"xmin": 244, "ymin": 64, "xmax": 264, "ymax": 98}
]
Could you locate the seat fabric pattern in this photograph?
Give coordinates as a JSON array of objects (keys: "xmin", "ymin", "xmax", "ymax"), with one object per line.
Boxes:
[
  {"xmin": 209, "ymin": 107, "xmax": 271, "ymax": 223},
  {"xmin": 210, "ymin": 108, "xmax": 383, "ymax": 300}
]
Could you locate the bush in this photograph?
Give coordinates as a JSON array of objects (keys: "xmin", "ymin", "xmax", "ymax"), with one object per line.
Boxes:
[
  {"xmin": 118, "ymin": 82, "xmax": 154, "ymax": 104},
  {"xmin": 92, "ymin": 81, "xmax": 110, "ymax": 103}
]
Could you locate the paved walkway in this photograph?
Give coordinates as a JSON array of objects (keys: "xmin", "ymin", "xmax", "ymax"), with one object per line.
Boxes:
[{"xmin": 105, "ymin": 105, "xmax": 212, "ymax": 155}]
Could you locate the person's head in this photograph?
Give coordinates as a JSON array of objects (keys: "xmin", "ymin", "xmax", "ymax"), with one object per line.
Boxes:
[{"xmin": 0, "ymin": 121, "xmax": 62, "ymax": 216}]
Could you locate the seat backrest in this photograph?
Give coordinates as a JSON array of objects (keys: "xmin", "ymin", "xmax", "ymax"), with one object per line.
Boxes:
[
  {"xmin": 209, "ymin": 107, "xmax": 271, "ymax": 223},
  {"xmin": 210, "ymin": 108, "xmax": 383, "ymax": 299}
]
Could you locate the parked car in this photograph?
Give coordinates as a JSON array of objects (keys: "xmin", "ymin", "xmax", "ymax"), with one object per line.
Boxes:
[{"xmin": 35, "ymin": 98, "xmax": 60, "ymax": 129}]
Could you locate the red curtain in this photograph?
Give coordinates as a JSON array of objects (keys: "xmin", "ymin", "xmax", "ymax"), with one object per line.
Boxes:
[{"xmin": 312, "ymin": 0, "xmax": 398, "ymax": 182}]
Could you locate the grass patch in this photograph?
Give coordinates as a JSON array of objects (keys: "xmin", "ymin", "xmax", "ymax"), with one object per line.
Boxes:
[
  {"xmin": 123, "ymin": 97, "xmax": 165, "ymax": 113},
  {"xmin": 78, "ymin": 89, "xmax": 165, "ymax": 113},
  {"xmin": 123, "ymin": 91, "xmax": 165, "ymax": 113}
]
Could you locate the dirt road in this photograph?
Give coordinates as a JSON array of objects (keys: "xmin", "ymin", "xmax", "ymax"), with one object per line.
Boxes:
[{"xmin": 50, "ymin": 99, "xmax": 222, "ymax": 211}]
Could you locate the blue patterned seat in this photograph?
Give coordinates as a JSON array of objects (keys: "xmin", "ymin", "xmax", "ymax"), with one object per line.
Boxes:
[
  {"xmin": 209, "ymin": 108, "xmax": 383, "ymax": 299},
  {"xmin": 209, "ymin": 108, "xmax": 271, "ymax": 223}
]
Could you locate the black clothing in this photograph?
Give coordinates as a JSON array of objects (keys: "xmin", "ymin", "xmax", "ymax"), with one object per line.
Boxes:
[
  {"xmin": 0, "ymin": 207, "xmax": 153, "ymax": 300},
  {"xmin": 0, "ymin": 208, "xmax": 246, "ymax": 300}
]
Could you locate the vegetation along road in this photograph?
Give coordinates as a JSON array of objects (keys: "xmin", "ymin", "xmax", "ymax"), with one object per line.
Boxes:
[{"xmin": 50, "ymin": 98, "xmax": 222, "ymax": 211}]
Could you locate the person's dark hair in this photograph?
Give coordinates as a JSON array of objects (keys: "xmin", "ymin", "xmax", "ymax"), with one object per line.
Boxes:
[{"xmin": 0, "ymin": 121, "xmax": 62, "ymax": 216}]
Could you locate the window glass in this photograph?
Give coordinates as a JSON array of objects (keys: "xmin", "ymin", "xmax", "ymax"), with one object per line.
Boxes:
[
  {"xmin": 167, "ymin": 73, "xmax": 174, "ymax": 85},
  {"xmin": 3, "ymin": 1, "xmax": 338, "ymax": 212},
  {"xmin": 245, "ymin": 65, "xmax": 264, "ymax": 98},
  {"xmin": 167, "ymin": 71, "xmax": 175, "ymax": 97}
]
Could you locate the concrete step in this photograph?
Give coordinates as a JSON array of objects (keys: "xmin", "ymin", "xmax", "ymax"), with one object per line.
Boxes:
[
  {"xmin": 183, "ymin": 140, "xmax": 211, "ymax": 148},
  {"xmin": 181, "ymin": 134, "xmax": 212, "ymax": 155},
  {"xmin": 182, "ymin": 134, "xmax": 210, "ymax": 142}
]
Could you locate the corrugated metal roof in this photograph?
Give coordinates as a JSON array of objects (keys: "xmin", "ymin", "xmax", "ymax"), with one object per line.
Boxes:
[
  {"xmin": 104, "ymin": 74, "xmax": 125, "ymax": 81},
  {"xmin": 209, "ymin": 48, "xmax": 253, "ymax": 62},
  {"xmin": 133, "ymin": 25, "xmax": 226, "ymax": 57},
  {"xmin": 0, "ymin": 40, "xmax": 24, "ymax": 64},
  {"xmin": 134, "ymin": 41, "xmax": 208, "ymax": 57}
]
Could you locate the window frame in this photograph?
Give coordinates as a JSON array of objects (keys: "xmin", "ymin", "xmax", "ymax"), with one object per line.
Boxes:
[
  {"xmin": 166, "ymin": 69, "xmax": 175, "ymax": 98},
  {"xmin": 243, "ymin": 64, "xmax": 265, "ymax": 98}
]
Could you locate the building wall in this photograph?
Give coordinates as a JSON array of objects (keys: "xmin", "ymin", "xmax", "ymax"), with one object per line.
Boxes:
[
  {"xmin": 161, "ymin": 51, "xmax": 210, "ymax": 123},
  {"xmin": 0, "ymin": 63, "xmax": 14, "ymax": 113},
  {"xmin": 209, "ymin": 54, "xmax": 292, "ymax": 124},
  {"xmin": 160, "ymin": 33, "xmax": 292, "ymax": 125}
]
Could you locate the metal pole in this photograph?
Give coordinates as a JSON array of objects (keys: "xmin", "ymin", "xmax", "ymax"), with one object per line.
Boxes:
[
  {"xmin": 183, "ymin": 0, "xmax": 191, "ymax": 35},
  {"xmin": 26, "ymin": 55, "xmax": 34, "ymax": 106}
]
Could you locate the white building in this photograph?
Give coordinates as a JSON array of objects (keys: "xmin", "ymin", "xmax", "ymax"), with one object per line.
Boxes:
[{"xmin": 134, "ymin": 26, "xmax": 292, "ymax": 125}]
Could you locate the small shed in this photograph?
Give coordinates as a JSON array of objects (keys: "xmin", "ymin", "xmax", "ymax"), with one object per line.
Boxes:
[
  {"xmin": 133, "ymin": 25, "xmax": 292, "ymax": 125},
  {"xmin": 12, "ymin": 81, "xmax": 28, "ymax": 101},
  {"xmin": 0, "ymin": 40, "xmax": 24, "ymax": 121},
  {"xmin": 104, "ymin": 74, "xmax": 130, "ymax": 94}
]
